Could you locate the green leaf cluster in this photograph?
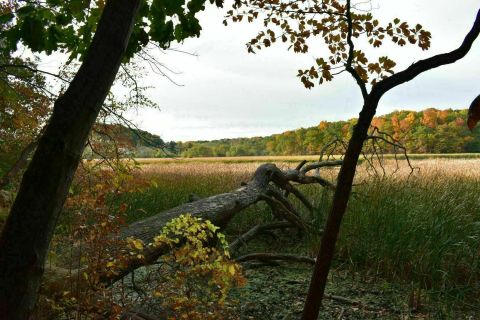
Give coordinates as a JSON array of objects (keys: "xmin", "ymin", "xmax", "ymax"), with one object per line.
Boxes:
[{"xmin": 0, "ymin": 0, "xmax": 223, "ymax": 61}]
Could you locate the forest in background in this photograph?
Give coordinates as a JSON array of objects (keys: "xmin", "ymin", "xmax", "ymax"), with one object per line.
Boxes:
[
  {"xmin": 9, "ymin": 107, "xmax": 475, "ymax": 161},
  {"xmin": 174, "ymin": 108, "xmax": 478, "ymax": 157},
  {"xmin": 73, "ymin": 107, "xmax": 478, "ymax": 159}
]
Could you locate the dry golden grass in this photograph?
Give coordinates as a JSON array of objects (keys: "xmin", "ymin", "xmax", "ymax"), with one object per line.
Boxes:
[
  {"xmin": 139, "ymin": 161, "xmax": 260, "ymax": 176},
  {"xmin": 137, "ymin": 158, "xmax": 480, "ymax": 182},
  {"xmin": 413, "ymin": 158, "xmax": 480, "ymax": 177},
  {"xmin": 135, "ymin": 155, "xmax": 320, "ymax": 164}
]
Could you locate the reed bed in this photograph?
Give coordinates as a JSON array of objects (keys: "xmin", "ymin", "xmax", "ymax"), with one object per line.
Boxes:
[{"xmin": 115, "ymin": 158, "xmax": 480, "ymax": 301}]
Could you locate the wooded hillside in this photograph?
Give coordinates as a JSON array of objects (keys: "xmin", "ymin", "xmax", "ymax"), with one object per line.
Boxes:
[{"xmin": 177, "ymin": 108, "xmax": 476, "ymax": 157}]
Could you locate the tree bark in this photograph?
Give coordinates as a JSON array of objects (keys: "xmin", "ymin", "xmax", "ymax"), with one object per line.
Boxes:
[
  {"xmin": 301, "ymin": 99, "xmax": 378, "ymax": 319},
  {"xmin": 301, "ymin": 9, "xmax": 480, "ymax": 320},
  {"xmin": 0, "ymin": 1, "xmax": 141, "ymax": 318}
]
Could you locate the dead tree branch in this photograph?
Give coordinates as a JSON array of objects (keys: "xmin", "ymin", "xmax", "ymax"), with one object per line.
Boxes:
[
  {"xmin": 236, "ymin": 253, "xmax": 316, "ymax": 265},
  {"xmin": 229, "ymin": 221, "xmax": 293, "ymax": 253}
]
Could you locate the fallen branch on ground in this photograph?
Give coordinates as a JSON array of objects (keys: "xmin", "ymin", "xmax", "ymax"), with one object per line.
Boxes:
[
  {"xmin": 235, "ymin": 253, "xmax": 316, "ymax": 265},
  {"xmin": 229, "ymin": 221, "xmax": 294, "ymax": 253}
]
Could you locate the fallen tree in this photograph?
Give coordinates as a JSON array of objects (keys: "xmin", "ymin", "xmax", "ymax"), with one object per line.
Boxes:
[
  {"xmin": 43, "ymin": 159, "xmax": 341, "ymax": 291},
  {"xmin": 40, "ymin": 131, "xmax": 414, "ymax": 318},
  {"xmin": 47, "ymin": 128, "xmax": 411, "ymax": 288},
  {"xmin": 124, "ymin": 160, "xmax": 341, "ymax": 241},
  {"xmin": 40, "ymin": 158, "xmax": 341, "ymax": 318},
  {"xmin": 107, "ymin": 159, "xmax": 342, "ymax": 284}
]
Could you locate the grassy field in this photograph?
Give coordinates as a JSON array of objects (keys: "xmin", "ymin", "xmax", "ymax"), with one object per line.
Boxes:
[
  {"xmin": 113, "ymin": 157, "xmax": 480, "ymax": 318},
  {"xmin": 134, "ymin": 153, "xmax": 480, "ymax": 165}
]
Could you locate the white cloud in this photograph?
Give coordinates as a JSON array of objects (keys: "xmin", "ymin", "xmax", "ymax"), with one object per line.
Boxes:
[
  {"xmin": 36, "ymin": 0, "xmax": 480, "ymax": 141},
  {"xmin": 133, "ymin": 0, "xmax": 480, "ymax": 141}
]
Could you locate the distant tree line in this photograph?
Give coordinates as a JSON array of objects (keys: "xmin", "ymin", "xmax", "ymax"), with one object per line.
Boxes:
[
  {"xmin": 175, "ymin": 108, "xmax": 478, "ymax": 157},
  {"xmin": 82, "ymin": 124, "xmax": 178, "ymax": 159}
]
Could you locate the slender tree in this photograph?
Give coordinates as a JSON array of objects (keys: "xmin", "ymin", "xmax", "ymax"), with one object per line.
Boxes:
[
  {"xmin": 0, "ymin": 0, "xmax": 222, "ymax": 318},
  {"xmin": 226, "ymin": 1, "xmax": 480, "ymax": 318},
  {"xmin": 303, "ymin": 12, "xmax": 480, "ymax": 319}
]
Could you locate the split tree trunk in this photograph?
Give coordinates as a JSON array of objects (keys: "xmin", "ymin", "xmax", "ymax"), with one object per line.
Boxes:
[{"xmin": 0, "ymin": 1, "xmax": 141, "ymax": 318}]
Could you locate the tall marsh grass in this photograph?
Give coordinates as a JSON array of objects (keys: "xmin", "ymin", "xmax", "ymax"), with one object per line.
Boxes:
[
  {"xmin": 341, "ymin": 174, "xmax": 480, "ymax": 292},
  {"xmin": 118, "ymin": 158, "xmax": 480, "ymax": 297}
]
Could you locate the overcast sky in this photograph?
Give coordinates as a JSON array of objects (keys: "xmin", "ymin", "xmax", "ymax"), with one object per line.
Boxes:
[{"xmin": 42, "ymin": 0, "xmax": 480, "ymax": 141}]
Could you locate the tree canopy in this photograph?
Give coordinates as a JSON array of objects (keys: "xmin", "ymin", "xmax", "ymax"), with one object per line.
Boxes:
[
  {"xmin": 225, "ymin": 0, "xmax": 431, "ymax": 90},
  {"xmin": 1, "ymin": 0, "xmax": 222, "ymax": 60}
]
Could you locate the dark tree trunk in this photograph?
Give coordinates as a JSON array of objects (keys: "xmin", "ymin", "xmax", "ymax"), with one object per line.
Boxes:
[
  {"xmin": 301, "ymin": 99, "xmax": 379, "ymax": 318},
  {"xmin": 301, "ymin": 9, "xmax": 480, "ymax": 320},
  {"xmin": 0, "ymin": 1, "xmax": 141, "ymax": 318}
]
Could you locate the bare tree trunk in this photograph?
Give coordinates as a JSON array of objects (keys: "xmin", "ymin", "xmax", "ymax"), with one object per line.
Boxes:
[
  {"xmin": 301, "ymin": 99, "xmax": 378, "ymax": 318},
  {"xmin": 0, "ymin": 1, "xmax": 141, "ymax": 318},
  {"xmin": 301, "ymin": 9, "xmax": 480, "ymax": 320}
]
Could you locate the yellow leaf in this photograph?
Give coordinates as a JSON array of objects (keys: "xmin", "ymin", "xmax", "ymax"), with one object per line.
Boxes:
[
  {"xmin": 131, "ymin": 239, "xmax": 144, "ymax": 250},
  {"xmin": 228, "ymin": 265, "xmax": 236, "ymax": 276}
]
